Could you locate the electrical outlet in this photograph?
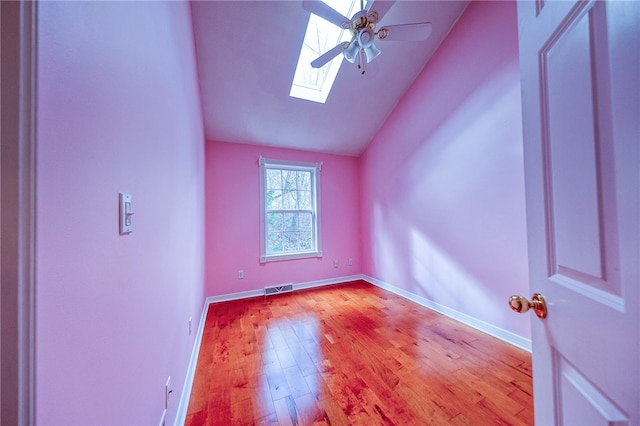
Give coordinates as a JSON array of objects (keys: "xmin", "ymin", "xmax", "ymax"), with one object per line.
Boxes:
[
  {"xmin": 333, "ymin": 260, "xmax": 339, "ymax": 268},
  {"xmin": 165, "ymin": 376, "xmax": 172, "ymax": 409},
  {"xmin": 238, "ymin": 270, "xmax": 244, "ymax": 279},
  {"xmin": 188, "ymin": 317, "xmax": 192, "ymax": 336},
  {"xmin": 348, "ymin": 258, "xmax": 353, "ymax": 266}
]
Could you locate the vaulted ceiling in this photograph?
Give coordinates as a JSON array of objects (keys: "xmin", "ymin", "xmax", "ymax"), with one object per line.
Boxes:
[{"xmin": 191, "ymin": 1, "xmax": 469, "ymax": 156}]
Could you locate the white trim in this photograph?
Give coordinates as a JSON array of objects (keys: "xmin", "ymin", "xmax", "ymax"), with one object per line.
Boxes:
[
  {"xmin": 201, "ymin": 275, "xmax": 362, "ymax": 305},
  {"xmin": 174, "ymin": 299, "xmax": 212, "ymax": 426},
  {"xmin": 294, "ymin": 275, "xmax": 361, "ymax": 291},
  {"xmin": 259, "ymin": 158, "xmax": 322, "ymax": 263},
  {"xmin": 361, "ymin": 275, "xmax": 532, "ymax": 352},
  {"xmin": 260, "ymin": 250, "xmax": 323, "ymax": 264},
  {"xmin": 259, "ymin": 157, "xmax": 320, "ymax": 170},
  {"xmin": 206, "ymin": 289, "xmax": 264, "ymax": 304}
]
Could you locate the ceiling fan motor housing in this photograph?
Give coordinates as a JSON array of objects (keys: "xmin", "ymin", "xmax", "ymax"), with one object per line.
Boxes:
[
  {"xmin": 351, "ymin": 10, "xmax": 370, "ymax": 31},
  {"xmin": 358, "ymin": 28, "xmax": 375, "ymax": 47},
  {"xmin": 302, "ymin": 0, "xmax": 434, "ymax": 72}
]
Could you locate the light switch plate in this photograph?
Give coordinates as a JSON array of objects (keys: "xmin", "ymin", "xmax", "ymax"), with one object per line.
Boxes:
[{"xmin": 119, "ymin": 192, "xmax": 133, "ymax": 234}]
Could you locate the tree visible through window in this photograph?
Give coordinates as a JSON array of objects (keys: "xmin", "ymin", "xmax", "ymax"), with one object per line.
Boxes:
[{"xmin": 260, "ymin": 158, "xmax": 322, "ymax": 262}]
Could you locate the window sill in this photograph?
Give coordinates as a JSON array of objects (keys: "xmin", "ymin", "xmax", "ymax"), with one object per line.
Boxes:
[{"xmin": 260, "ymin": 250, "xmax": 322, "ymax": 263}]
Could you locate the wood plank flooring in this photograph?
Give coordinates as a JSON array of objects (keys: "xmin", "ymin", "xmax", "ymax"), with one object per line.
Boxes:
[{"xmin": 185, "ymin": 280, "xmax": 533, "ymax": 425}]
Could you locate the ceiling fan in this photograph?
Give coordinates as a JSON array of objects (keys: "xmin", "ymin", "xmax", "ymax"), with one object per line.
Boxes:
[{"xmin": 302, "ymin": 0, "xmax": 433, "ymax": 74}]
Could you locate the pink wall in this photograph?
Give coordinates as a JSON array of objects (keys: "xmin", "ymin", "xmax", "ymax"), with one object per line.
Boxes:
[
  {"xmin": 36, "ymin": 2, "xmax": 205, "ymax": 424},
  {"xmin": 205, "ymin": 141, "xmax": 360, "ymax": 296},
  {"xmin": 360, "ymin": 1, "xmax": 531, "ymax": 339}
]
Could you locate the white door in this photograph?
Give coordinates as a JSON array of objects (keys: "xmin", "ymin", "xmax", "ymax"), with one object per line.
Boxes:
[{"xmin": 516, "ymin": 1, "xmax": 639, "ymax": 424}]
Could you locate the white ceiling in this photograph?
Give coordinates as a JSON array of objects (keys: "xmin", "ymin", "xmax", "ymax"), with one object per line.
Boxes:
[{"xmin": 191, "ymin": 1, "xmax": 469, "ymax": 156}]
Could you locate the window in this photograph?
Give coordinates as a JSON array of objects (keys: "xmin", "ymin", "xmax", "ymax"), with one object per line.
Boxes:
[
  {"xmin": 289, "ymin": 0, "xmax": 359, "ymax": 104},
  {"xmin": 259, "ymin": 157, "xmax": 322, "ymax": 263}
]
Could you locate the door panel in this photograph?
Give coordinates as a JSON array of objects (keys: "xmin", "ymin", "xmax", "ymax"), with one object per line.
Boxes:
[
  {"xmin": 517, "ymin": 1, "xmax": 639, "ymax": 424},
  {"xmin": 544, "ymin": 4, "xmax": 605, "ymax": 283},
  {"xmin": 542, "ymin": 1, "xmax": 620, "ymax": 297},
  {"xmin": 559, "ymin": 358, "xmax": 627, "ymax": 426}
]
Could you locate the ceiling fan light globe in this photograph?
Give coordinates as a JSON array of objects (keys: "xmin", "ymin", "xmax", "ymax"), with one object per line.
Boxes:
[
  {"xmin": 364, "ymin": 43, "xmax": 381, "ymax": 63},
  {"xmin": 343, "ymin": 42, "xmax": 359, "ymax": 63}
]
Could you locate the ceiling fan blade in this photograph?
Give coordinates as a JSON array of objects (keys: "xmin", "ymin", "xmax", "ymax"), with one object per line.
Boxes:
[
  {"xmin": 311, "ymin": 42, "xmax": 350, "ymax": 68},
  {"xmin": 366, "ymin": 0, "xmax": 395, "ymax": 23},
  {"xmin": 377, "ymin": 22, "xmax": 433, "ymax": 41},
  {"xmin": 303, "ymin": 0, "xmax": 351, "ymax": 28}
]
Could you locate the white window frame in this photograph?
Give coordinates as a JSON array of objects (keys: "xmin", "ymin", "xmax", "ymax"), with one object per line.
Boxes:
[
  {"xmin": 259, "ymin": 157, "xmax": 322, "ymax": 263},
  {"xmin": 289, "ymin": 0, "xmax": 358, "ymax": 104}
]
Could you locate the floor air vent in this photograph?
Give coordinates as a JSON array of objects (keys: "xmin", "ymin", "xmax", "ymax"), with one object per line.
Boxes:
[{"xmin": 264, "ymin": 283, "xmax": 294, "ymax": 297}]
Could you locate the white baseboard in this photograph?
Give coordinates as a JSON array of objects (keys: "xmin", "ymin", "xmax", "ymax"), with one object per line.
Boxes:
[
  {"xmin": 175, "ymin": 273, "xmax": 531, "ymax": 424},
  {"xmin": 361, "ymin": 275, "xmax": 532, "ymax": 352},
  {"xmin": 201, "ymin": 275, "xmax": 363, "ymax": 304},
  {"xmin": 206, "ymin": 288, "xmax": 263, "ymax": 304},
  {"xmin": 294, "ymin": 275, "xmax": 361, "ymax": 291},
  {"xmin": 174, "ymin": 299, "xmax": 211, "ymax": 426}
]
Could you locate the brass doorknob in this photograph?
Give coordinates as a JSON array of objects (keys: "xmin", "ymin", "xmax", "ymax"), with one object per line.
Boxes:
[{"xmin": 508, "ymin": 293, "xmax": 547, "ymax": 319}]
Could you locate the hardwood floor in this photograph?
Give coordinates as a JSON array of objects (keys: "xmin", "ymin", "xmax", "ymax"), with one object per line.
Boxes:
[{"xmin": 185, "ymin": 280, "xmax": 533, "ymax": 425}]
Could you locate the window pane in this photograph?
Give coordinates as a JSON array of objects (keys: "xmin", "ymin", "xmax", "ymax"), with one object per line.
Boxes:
[
  {"xmin": 266, "ymin": 169, "xmax": 282, "ymax": 190},
  {"xmin": 297, "ymin": 231, "xmax": 312, "ymax": 250},
  {"xmin": 283, "ymin": 232, "xmax": 297, "ymax": 251},
  {"xmin": 298, "ymin": 190, "xmax": 311, "ymax": 209},
  {"xmin": 267, "ymin": 189, "xmax": 283, "ymax": 210},
  {"xmin": 283, "ymin": 213, "xmax": 297, "ymax": 232},
  {"xmin": 267, "ymin": 232, "xmax": 283, "ymax": 253},
  {"xmin": 267, "ymin": 212, "xmax": 283, "ymax": 232},
  {"xmin": 297, "ymin": 171, "xmax": 311, "ymax": 190},
  {"xmin": 283, "ymin": 190, "xmax": 297, "ymax": 209},
  {"xmin": 298, "ymin": 212, "xmax": 312, "ymax": 232},
  {"xmin": 283, "ymin": 170, "xmax": 296, "ymax": 190}
]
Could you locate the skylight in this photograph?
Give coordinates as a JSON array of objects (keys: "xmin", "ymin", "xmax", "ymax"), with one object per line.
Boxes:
[{"xmin": 289, "ymin": 0, "xmax": 358, "ymax": 104}]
